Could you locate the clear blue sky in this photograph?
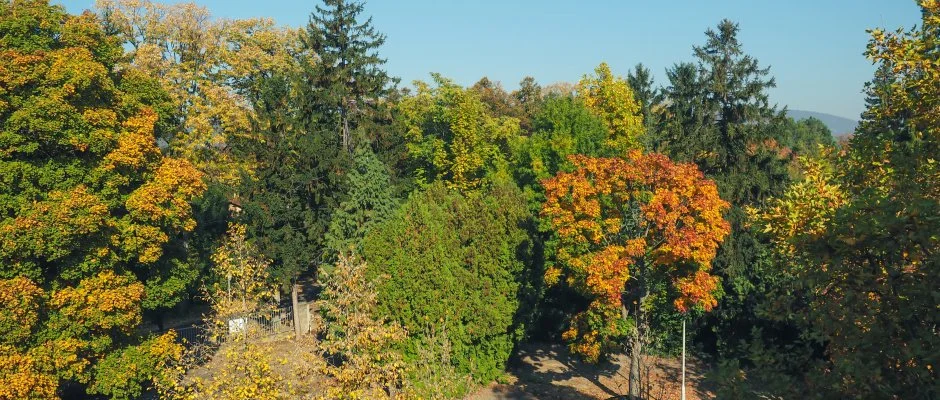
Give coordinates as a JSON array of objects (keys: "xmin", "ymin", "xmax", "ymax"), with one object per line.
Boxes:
[{"xmin": 57, "ymin": 0, "xmax": 922, "ymax": 120}]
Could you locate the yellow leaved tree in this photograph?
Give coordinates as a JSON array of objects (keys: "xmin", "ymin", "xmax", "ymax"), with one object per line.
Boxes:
[
  {"xmin": 577, "ymin": 62, "xmax": 645, "ymax": 154},
  {"xmin": 0, "ymin": 1, "xmax": 204, "ymax": 397},
  {"xmin": 96, "ymin": 0, "xmax": 301, "ymax": 184}
]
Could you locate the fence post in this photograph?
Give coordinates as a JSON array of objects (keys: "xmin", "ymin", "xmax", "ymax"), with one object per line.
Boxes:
[
  {"xmin": 304, "ymin": 303, "xmax": 311, "ymax": 334},
  {"xmin": 292, "ymin": 284, "xmax": 301, "ymax": 339},
  {"xmin": 681, "ymin": 318, "xmax": 686, "ymax": 400}
]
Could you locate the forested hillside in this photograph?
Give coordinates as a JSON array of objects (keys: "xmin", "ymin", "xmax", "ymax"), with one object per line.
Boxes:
[
  {"xmin": 0, "ymin": 0, "xmax": 935, "ymax": 399},
  {"xmin": 786, "ymin": 110, "xmax": 858, "ymax": 136}
]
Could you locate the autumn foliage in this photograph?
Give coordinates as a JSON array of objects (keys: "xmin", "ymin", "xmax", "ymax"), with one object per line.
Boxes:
[
  {"xmin": 0, "ymin": 1, "xmax": 204, "ymax": 397},
  {"xmin": 1, "ymin": 0, "xmax": 935, "ymax": 398},
  {"xmin": 577, "ymin": 63, "xmax": 645, "ymax": 154},
  {"xmin": 746, "ymin": 2, "xmax": 940, "ymax": 395},
  {"xmin": 541, "ymin": 151, "xmax": 730, "ymax": 361}
]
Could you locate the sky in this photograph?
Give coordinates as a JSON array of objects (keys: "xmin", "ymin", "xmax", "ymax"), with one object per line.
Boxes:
[{"xmin": 56, "ymin": 0, "xmax": 923, "ymax": 120}]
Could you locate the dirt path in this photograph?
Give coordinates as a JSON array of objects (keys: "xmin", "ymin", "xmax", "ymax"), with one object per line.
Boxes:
[{"xmin": 467, "ymin": 343, "xmax": 714, "ymax": 400}]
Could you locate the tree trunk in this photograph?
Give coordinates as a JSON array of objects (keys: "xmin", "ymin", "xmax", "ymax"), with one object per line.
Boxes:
[
  {"xmin": 629, "ymin": 324, "xmax": 642, "ymax": 399},
  {"xmin": 626, "ymin": 261, "xmax": 649, "ymax": 400}
]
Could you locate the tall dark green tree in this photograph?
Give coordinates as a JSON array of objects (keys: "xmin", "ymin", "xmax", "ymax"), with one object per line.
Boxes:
[
  {"xmin": 654, "ymin": 62, "xmax": 712, "ymax": 157},
  {"xmin": 692, "ymin": 20, "xmax": 784, "ymax": 187},
  {"xmin": 239, "ymin": 0, "xmax": 400, "ymax": 287},
  {"xmin": 626, "ymin": 63, "xmax": 662, "ymax": 144},
  {"xmin": 653, "ymin": 20, "xmax": 798, "ymax": 363},
  {"xmin": 302, "ymin": 0, "xmax": 397, "ymax": 152},
  {"xmin": 237, "ymin": 71, "xmax": 345, "ymax": 288}
]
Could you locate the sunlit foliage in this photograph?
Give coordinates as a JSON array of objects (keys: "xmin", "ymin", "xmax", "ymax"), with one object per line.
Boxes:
[
  {"xmin": 541, "ymin": 152, "xmax": 729, "ymax": 381},
  {"xmin": 750, "ymin": 2, "xmax": 939, "ymax": 397},
  {"xmin": 397, "ymin": 74, "xmax": 521, "ymax": 191},
  {"xmin": 96, "ymin": 0, "xmax": 300, "ymax": 184},
  {"xmin": 312, "ymin": 255, "xmax": 408, "ymax": 399},
  {"xmin": 0, "ymin": 1, "xmax": 204, "ymax": 396},
  {"xmin": 577, "ymin": 62, "xmax": 645, "ymax": 154}
]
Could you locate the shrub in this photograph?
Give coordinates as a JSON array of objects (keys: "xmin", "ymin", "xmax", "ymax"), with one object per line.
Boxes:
[{"xmin": 362, "ymin": 182, "xmax": 534, "ymax": 385}]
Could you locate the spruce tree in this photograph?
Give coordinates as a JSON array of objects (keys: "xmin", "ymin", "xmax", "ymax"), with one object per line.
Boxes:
[
  {"xmin": 325, "ymin": 147, "xmax": 397, "ymax": 258},
  {"xmin": 238, "ymin": 0, "xmax": 399, "ymax": 286},
  {"xmin": 656, "ymin": 62, "xmax": 714, "ymax": 158},
  {"xmin": 237, "ymin": 72, "xmax": 344, "ymax": 287},
  {"xmin": 656, "ymin": 20, "xmax": 796, "ymax": 363},
  {"xmin": 300, "ymin": 0, "xmax": 397, "ymax": 152},
  {"xmin": 626, "ymin": 63, "xmax": 662, "ymax": 144}
]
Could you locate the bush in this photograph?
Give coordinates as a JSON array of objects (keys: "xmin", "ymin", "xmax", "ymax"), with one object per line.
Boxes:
[{"xmin": 362, "ymin": 182, "xmax": 534, "ymax": 385}]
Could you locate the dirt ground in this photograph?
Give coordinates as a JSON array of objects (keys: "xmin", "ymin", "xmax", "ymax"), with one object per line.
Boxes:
[{"xmin": 467, "ymin": 343, "xmax": 714, "ymax": 400}]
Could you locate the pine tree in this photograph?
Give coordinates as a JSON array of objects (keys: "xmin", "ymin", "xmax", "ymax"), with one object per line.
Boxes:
[{"xmin": 300, "ymin": 0, "xmax": 397, "ymax": 152}]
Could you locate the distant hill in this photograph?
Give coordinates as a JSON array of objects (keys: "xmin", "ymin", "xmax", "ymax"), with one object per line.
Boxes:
[{"xmin": 787, "ymin": 110, "xmax": 858, "ymax": 136}]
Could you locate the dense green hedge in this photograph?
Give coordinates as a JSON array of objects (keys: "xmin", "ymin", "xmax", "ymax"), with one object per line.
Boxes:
[{"xmin": 362, "ymin": 182, "xmax": 534, "ymax": 384}]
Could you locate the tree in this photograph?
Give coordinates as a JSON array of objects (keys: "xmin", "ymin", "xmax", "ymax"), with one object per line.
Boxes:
[
  {"xmin": 238, "ymin": 0, "xmax": 398, "ymax": 286},
  {"xmin": 656, "ymin": 20, "xmax": 788, "ymax": 192},
  {"xmin": 654, "ymin": 62, "xmax": 712, "ymax": 158},
  {"xmin": 470, "ymin": 77, "xmax": 517, "ymax": 119},
  {"xmin": 692, "ymin": 20, "xmax": 778, "ymax": 175},
  {"xmin": 156, "ymin": 223, "xmax": 286, "ymax": 400},
  {"xmin": 97, "ymin": 0, "xmax": 301, "ymax": 185},
  {"xmin": 206, "ymin": 224, "xmax": 277, "ymax": 330},
  {"xmin": 511, "ymin": 94, "xmax": 609, "ymax": 206},
  {"xmin": 301, "ymin": 0, "xmax": 397, "ymax": 152},
  {"xmin": 652, "ymin": 21, "xmax": 797, "ymax": 364},
  {"xmin": 514, "ymin": 76, "xmax": 544, "ymax": 131},
  {"xmin": 541, "ymin": 151, "xmax": 730, "ymax": 398},
  {"xmin": 312, "ymin": 255, "xmax": 408, "ymax": 399},
  {"xmin": 750, "ymin": 2, "xmax": 939, "ymax": 397},
  {"xmin": 236, "ymin": 62, "xmax": 346, "ymax": 288},
  {"xmin": 577, "ymin": 62, "xmax": 645, "ymax": 154},
  {"xmin": 0, "ymin": 1, "xmax": 204, "ymax": 395},
  {"xmin": 397, "ymin": 74, "xmax": 521, "ymax": 191},
  {"xmin": 325, "ymin": 147, "xmax": 398, "ymax": 258},
  {"xmin": 626, "ymin": 63, "xmax": 662, "ymax": 143},
  {"xmin": 0, "ymin": 277, "xmax": 56, "ymax": 399},
  {"xmin": 362, "ymin": 182, "xmax": 535, "ymax": 386},
  {"xmin": 776, "ymin": 116, "xmax": 836, "ymax": 156},
  {"xmin": 98, "ymin": 0, "xmax": 302, "ymax": 311}
]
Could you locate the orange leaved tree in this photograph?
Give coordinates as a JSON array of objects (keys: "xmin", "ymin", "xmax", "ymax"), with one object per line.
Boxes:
[{"xmin": 541, "ymin": 151, "xmax": 730, "ymax": 397}]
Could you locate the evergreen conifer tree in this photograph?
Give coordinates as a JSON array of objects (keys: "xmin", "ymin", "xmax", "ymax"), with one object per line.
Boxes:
[
  {"xmin": 301, "ymin": 0, "xmax": 397, "ymax": 152},
  {"xmin": 239, "ymin": 0, "xmax": 398, "ymax": 286},
  {"xmin": 656, "ymin": 20, "xmax": 796, "ymax": 362}
]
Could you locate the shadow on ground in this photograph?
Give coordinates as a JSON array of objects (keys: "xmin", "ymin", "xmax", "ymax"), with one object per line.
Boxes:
[{"xmin": 467, "ymin": 342, "xmax": 713, "ymax": 400}]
